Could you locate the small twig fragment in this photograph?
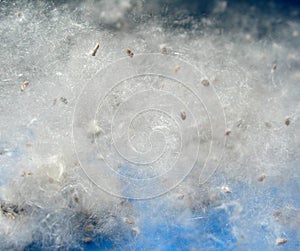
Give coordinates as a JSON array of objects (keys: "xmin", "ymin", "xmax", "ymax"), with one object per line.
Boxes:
[{"xmin": 92, "ymin": 43, "xmax": 100, "ymax": 56}]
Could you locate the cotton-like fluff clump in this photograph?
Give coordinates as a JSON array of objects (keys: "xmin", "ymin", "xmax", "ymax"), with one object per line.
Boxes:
[
  {"xmin": 0, "ymin": 154, "xmax": 133, "ymax": 250},
  {"xmin": 0, "ymin": 0, "xmax": 299, "ymax": 250}
]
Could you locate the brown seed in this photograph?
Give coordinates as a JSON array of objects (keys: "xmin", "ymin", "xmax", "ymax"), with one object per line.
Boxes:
[
  {"xmin": 212, "ymin": 78, "xmax": 219, "ymax": 84},
  {"xmin": 6, "ymin": 212, "xmax": 15, "ymax": 220},
  {"xmin": 161, "ymin": 47, "xmax": 167, "ymax": 54},
  {"xmin": 74, "ymin": 195, "xmax": 79, "ymax": 203},
  {"xmin": 273, "ymin": 211, "xmax": 282, "ymax": 219},
  {"xmin": 84, "ymin": 224, "xmax": 94, "ymax": 233},
  {"xmin": 127, "ymin": 49, "xmax": 134, "ymax": 58},
  {"xmin": 285, "ymin": 118, "xmax": 290, "ymax": 126},
  {"xmin": 92, "ymin": 43, "xmax": 100, "ymax": 56},
  {"xmin": 21, "ymin": 81, "xmax": 29, "ymax": 91},
  {"xmin": 131, "ymin": 226, "xmax": 140, "ymax": 235},
  {"xmin": 257, "ymin": 174, "xmax": 266, "ymax": 182},
  {"xmin": 276, "ymin": 238, "xmax": 287, "ymax": 246},
  {"xmin": 173, "ymin": 66, "xmax": 180, "ymax": 73},
  {"xmin": 48, "ymin": 177, "xmax": 54, "ymax": 184},
  {"xmin": 201, "ymin": 79, "xmax": 210, "ymax": 87},
  {"xmin": 27, "ymin": 171, "xmax": 33, "ymax": 176},
  {"xmin": 265, "ymin": 122, "xmax": 272, "ymax": 128},
  {"xmin": 176, "ymin": 194, "xmax": 185, "ymax": 200},
  {"xmin": 83, "ymin": 237, "xmax": 93, "ymax": 243},
  {"xmin": 160, "ymin": 82, "xmax": 166, "ymax": 89},
  {"xmin": 180, "ymin": 111, "xmax": 186, "ymax": 120},
  {"xmin": 60, "ymin": 97, "xmax": 68, "ymax": 104},
  {"xmin": 221, "ymin": 185, "xmax": 231, "ymax": 193},
  {"xmin": 225, "ymin": 129, "xmax": 231, "ymax": 136},
  {"xmin": 124, "ymin": 217, "xmax": 135, "ymax": 225},
  {"xmin": 120, "ymin": 199, "xmax": 133, "ymax": 207}
]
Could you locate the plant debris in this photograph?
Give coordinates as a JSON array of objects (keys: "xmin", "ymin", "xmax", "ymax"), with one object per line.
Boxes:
[
  {"xmin": 127, "ymin": 49, "xmax": 134, "ymax": 57},
  {"xmin": 92, "ymin": 43, "xmax": 100, "ymax": 56},
  {"xmin": 276, "ymin": 238, "xmax": 287, "ymax": 246},
  {"xmin": 221, "ymin": 186, "xmax": 232, "ymax": 193},
  {"xmin": 201, "ymin": 79, "xmax": 210, "ymax": 86},
  {"xmin": 257, "ymin": 174, "xmax": 266, "ymax": 182},
  {"xmin": 83, "ymin": 237, "xmax": 93, "ymax": 243},
  {"xmin": 60, "ymin": 97, "xmax": 68, "ymax": 104},
  {"xmin": 285, "ymin": 117, "xmax": 290, "ymax": 126},
  {"xmin": 123, "ymin": 217, "xmax": 135, "ymax": 225},
  {"xmin": 225, "ymin": 129, "xmax": 231, "ymax": 136},
  {"xmin": 173, "ymin": 65, "xmax": 180, "ymax": 73},
  {"xmin": 20, "ymin": 81, "xmax": 29, "ymax": 91}
]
